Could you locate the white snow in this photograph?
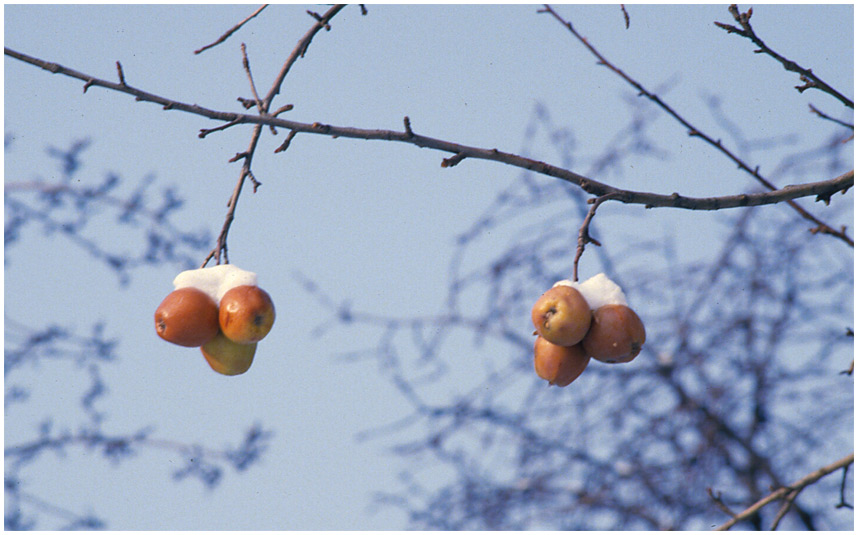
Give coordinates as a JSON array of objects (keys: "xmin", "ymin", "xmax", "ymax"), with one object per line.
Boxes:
[
  {"xmin": 173, "ymin": 264, "xmax": 258, "ymax": 303},
  {"xmin": 552, "ymin": 272, "xmax": 628, "ymax": 310}
]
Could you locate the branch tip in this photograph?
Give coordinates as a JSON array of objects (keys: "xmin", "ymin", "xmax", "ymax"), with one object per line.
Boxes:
[{"xmin": 115, "ymin": 61, "xmax": 126, "ymax": 86}]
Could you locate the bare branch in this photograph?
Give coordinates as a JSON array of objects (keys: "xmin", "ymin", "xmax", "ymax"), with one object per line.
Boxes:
[
  {"xmin": 274, "ymin": 130, "xmax": 298, "ymax": 154},
  {"xmin": 6, "ymin": 46, "xmax": 853, "ymax": 225},
  {"xmin": 114, "ymin": 61, "xmax": 126, "ymax": 86},
  {"xmin": 714, "ymin": 452, "xmax": 854, "ymax": 530},
  {"xmin": 715, "ymin": 4, "xmax": 853, "ymax": 109},
  {"xmin": 809, "ymin": 103, "xmax": 854, "ymax": 131},
  {"xmin": 240, "ymin": 43, "xmax": 265, "ymax": 114},
  {"xmin": 194, "ymin": 4, "xmax": 268, "ymax": 55},
  {"xmin": 573, "ymin": 193, "xmax": 620, "ymax": 281},
  {"xmin": 538, "ymin": 4, "xmax": 853, "ymax": 247},
  {"xmin": 263, "ymin": 4, "xmax": 346, "ymax": 108}
]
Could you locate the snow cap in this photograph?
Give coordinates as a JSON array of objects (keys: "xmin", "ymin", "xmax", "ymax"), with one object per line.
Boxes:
[
  {"xmin": 173, "ymin": 264, "xmax": 258, "ymax": 303},
  {"xmin": 553, "ymin": 272, "xmax": 628, "ymax": 310}
]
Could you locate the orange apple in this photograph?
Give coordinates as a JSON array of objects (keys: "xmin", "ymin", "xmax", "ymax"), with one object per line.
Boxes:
[
  {"xmin": 531, "ymin": 285, "xmax": 591, "ymax": 346},
  {"xmin": 581, "ymin": 304, "xmax": 646, "ymax": 363},
  {"xmin": 200, "ymin": 331, "xmax": 257, "ymax": 375},
  {"xmin": 218, "ymin": 285, "xmax": 275, "ymax": 344},
  {"xmin": 533, "ymin": 336, "xmax": 590, "ymax": 387},
  {"xmin": 154, "ymin": 287, "xmax": 220, "ymax": 347}
]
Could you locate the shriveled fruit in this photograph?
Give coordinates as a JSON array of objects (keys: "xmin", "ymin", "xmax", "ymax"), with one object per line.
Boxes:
[
  {"xmin": 531, "ymin": 285, "xmax": 592, "ymax": 347},
  {"xmin": 200, "ymin": 332, "xmax": 257, "ymax": 376},
  {"xmin": 581, "ymin": 304, "xmax": 646, "ymax": 363},
  {"xmin": 219, "ymin": 285, "xmax": 275, "ymax": 344},
  {"xmin": 155, "ymin": 287, "xmax": 220, "ymax": 347},
  {"xmin": 534, "ymin": 336, "xmax": 590, "ymax": 387}
]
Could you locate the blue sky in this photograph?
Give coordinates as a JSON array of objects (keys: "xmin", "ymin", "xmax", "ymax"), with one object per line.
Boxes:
[{"xmin": 4, "ymin": 4, "xmax": 853, "ymax": 529}]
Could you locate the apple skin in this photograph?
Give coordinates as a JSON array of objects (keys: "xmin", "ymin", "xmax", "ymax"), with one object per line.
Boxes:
[
  {"xmin": 200, "ymin": 331, "xmax": 257, "ymax": 375},
  {"xmin": 581, "ymin": 304, "xmax": 646, "ymax": 363},
  {"xmin": 219, "ymin": 285, "xmax": 275, "ymax": 344},
  {"xmin": 533, "ymin": 336, "xmax": 590, "ymax": 387},
  {"xmin": 531, "ymin": 285, "xmax": 592, "ymax": 347},
  {"xmin": 154, "ymin": 287, "xmax": 220, "ymax": 347}
]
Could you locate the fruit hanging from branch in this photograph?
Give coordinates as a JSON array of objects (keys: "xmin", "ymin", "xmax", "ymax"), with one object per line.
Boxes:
[
  {"xmin": 153, "ymin": 264, "xmax": 276, "ymax": 376},
  {"xmin": 154, "ymin": 287, "xmax": 220, "ymax": 347},
  {"xmin": 531, "ymin": 285, "xmax": 592, "ymax": 347},
  {"xmin": 582, "ymin": 304, "xmax": 646, "ymax": 364},
  {"xmin": 533, "ymin": 336, "xmax": 590, "ymax": 387},
  {"xmin": 530, "ymin": 272, "xmax": 646, "ymax": 386},
  {"xmin": 219, "ymin": 285, "xmax": 275, "ymax": 344}
]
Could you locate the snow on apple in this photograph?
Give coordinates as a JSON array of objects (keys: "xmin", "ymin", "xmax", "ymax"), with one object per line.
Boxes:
[
  {"xmin": 155, "ymin": 264, "xmax": 274, "ymax": 376},
  {"xmin": 173, "ymin": 264, "xmax": 258, "ymax": 303},
  {"xmin": 552, "ymin": 272, "xmax": 628, "ymax": 310},
  {"xmin": 532, "ymin": 272, "xmax": 646, "ymax": 385}
]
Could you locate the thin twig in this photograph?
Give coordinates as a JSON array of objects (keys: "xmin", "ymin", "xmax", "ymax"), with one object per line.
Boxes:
[
  {"xmin": 714, "ymin": 452, "xmax": 854, "ymax": 530},
  {"xmin": 538, "ymin": 4, "xmax": 854, "ymax": 247},
  {"xmin": 573, "ymin": 193, "xmax": 620, "ymax": 281},
  {"xmin": 200, "ymin": 4, "xmax": 345, "ymax": 264},
  {"xmin": 241, "ymin": 42, "xmax": 275, "ymax": 135},
  {"xmin": 274, "ymin": 130, "xmax": 297, "ymax": 153},
  {"xmin": 263, "ymin": 5, "xmax": 346, "ymax": 108},
  {"xmin": 620, "ymin": 4, "xmax": 630, "ymax": 29},
  {"xmin": 707, "ymin": 488, "xmax": 739, "ymax": 519},
  {"xmin": 194, "ymin": 4, "xmax": 268, "ymax": 55},
  {"xmin": 115, "ymin": 61, "xmax": 125, "ymax": 86},
  {"xmin": 808, "ymin": 103, "xmax": 854, "ymax": 130},
  {"xmin": 240, "ymin": 43, "xmax": 264, "ymax": 114},
  {"xmin": 199, "ymin": 118, "xmax": 242, "ymax": 138},
  {"xmin": 715, "ymin": 4, "xmax": 853, "ymax": 109},
  {"xmin": 769, "ymin": 488, "xmax": 800, "ymax": 530},
  {"xmin": 836, "ymin": 463, "xmax": 853, "ymax": 509}
]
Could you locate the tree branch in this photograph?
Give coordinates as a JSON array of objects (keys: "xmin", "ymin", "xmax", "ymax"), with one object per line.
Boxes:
[
  {"xmin": 714, "ymin": 452, "xmax": 854, "ymax": 530},
  {"xmin": 5, "ymin": 46, "xmax": 853, "ymax": 235},
  {"xmin": 538, "ymin": 4, "xmax": 853, "ymax": 247},
  {"xmin": 194, "ymin": 4, "xmax": 269, "ymax": 55},
  {"xmin": 714, "ymin": 4, "xmax": 854, "ymax": 109}
]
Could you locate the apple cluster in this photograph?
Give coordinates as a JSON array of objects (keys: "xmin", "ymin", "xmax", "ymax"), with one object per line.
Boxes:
[
  {"xmin": 154, "ymin": 264, "xmax": 275, "ymax": 376},
  {"xmin": 531, "ymin": 273, "xmax": 645, "ymax": 387}
]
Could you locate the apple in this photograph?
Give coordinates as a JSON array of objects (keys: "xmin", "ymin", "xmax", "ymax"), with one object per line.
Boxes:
[
  {"xmin": 581, "ymin": 304, "xmax": 646, "ymax": 363},
  {"xmin": 154, "ymin": 287, "xmax": 220, "ymax": 347},
  {"xmin": 533, "ymin": 336, "xmax": 590, "ymax": 387},
  {"xmin": 200, "ymin": 331, "xmax": 257, "ymax": 376},
  {"xmin": 219, "ymin": 285, "xmax": 275, "ymax": 344},
  {"xmin": 531, "ymin": 285, "xmax": 591, "ymax": 346}
]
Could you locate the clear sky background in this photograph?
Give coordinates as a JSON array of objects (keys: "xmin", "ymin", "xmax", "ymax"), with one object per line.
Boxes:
[{"xmin": 4, "ymin": 3, "xmax": 854, "ymax": 530}]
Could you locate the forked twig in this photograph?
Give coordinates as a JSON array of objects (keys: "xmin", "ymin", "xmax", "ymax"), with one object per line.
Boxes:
[
  {"xmin": 573, "ymin": 193, "xmax": 620, "ymax": 281},
  {"xmin": 539, "ymin": 4, "xmax": 853, "ymax": 247},
  {"xmin": 714, "ymin": 4, "xmax": 853, "ymax": 109},
  {"xmin": 714, "ymin": 452, "xmax": 854, "ymax": 530},
  {"xmin": 5, "ymin": 46, "xmax": 853, "ymax": 218},
  {"xmin": 203, "ymin": 4, "xmax": 346, "ymax": 265}
]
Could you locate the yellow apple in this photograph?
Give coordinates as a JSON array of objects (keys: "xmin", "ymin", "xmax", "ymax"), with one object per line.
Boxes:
[
  {"xmin": 533, "ymin": 336, "xmax": 590, "ymax": 387},
  {"xmin": 581, "ymin": 304, "xmax": 646, "ymax": 363},
  {"xmin": 200, "ymin": 331, "xmax": 257, "ymax": 375},
  {"xmin": 154, "ymin": 287, "xmax": 220, "ymax": 347},
  {"xmin": 219, "ymin": 285, "xmax": 275, "ymax": 344},
  {"xmin": 531, "ymin": 285, "xmax": 591, "ymax": 346}
]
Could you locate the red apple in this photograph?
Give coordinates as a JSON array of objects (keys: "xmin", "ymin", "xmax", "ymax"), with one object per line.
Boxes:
[
  {"xmin": 154, "ymin": 287, "xmax": 220, "ymax": 347},
  {"xmin": 533, "ymin": 336, "xmax": 590, "ymax": 387},
  {"xmin": 200, "ymin": 331, "xmax": 257, "ymax": 376},
  {"xmin": 581, "ymin": 304, "xmax": 646, "ymax": 363},
  {"xmin": 219, "ymin": 285, "xmax": 275, "ymax": 344},
  {"xmin": 531, "ymin": 285, "xmax": 591, "ymax": 347}
]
